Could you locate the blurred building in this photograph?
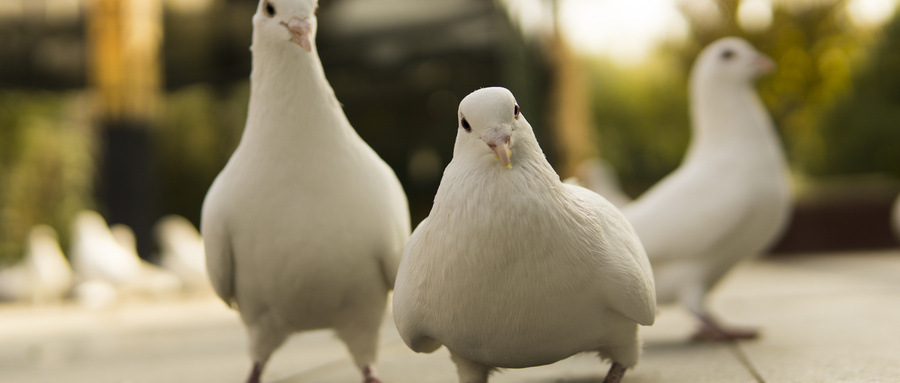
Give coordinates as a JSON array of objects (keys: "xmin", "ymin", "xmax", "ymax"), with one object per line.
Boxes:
[
  {"xmin": 6, "ymin": 0, "xmax": 896, "ymax": 255},
  {"xmin": 0, "ymin": 0, "xmax": 86, "ymax": 89},
  {"xmin": 0, "ymin": 0, "xmax": 557, "ymax": 255},
  {"xmin": 163, "ymin": 0, "xmax": 558, "ymax": 223}
]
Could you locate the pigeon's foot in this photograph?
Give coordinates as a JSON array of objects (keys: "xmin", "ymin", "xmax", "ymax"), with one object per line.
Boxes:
[
  {"xmin": 246, "ymin": 361, "xmax": 263, "ymax": 383},
  {"xmin": 450, "ymin": 352, "xmax": 491, "ymax": 383},
  {"xmin": 602, "ymin": 362, "xmax": 627, "ymax": 383},
  {"xmin": 692, "ymin": 316, "xmax": 759, "ymax": 341},
  {"xmin": 362, "ymin": 365, "xmax": 382, "ymax": 383}
]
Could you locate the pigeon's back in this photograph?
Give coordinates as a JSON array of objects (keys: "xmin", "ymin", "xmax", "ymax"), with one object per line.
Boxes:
[{"xmin": 625, "ymin": 156, "xmax": 789, "ymax": 262}]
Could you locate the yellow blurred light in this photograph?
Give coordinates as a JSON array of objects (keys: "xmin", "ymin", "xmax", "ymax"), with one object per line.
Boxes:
[
  {"xmin": 164, "ymin": 0, "xmax": 214, "ymax": 14},
  {"xmin": 0, "ymin": 0, "xmax": 23, "ymax": 19},
  {"xmin": 558, "ymin": 0, "xmax": 687, "ymax": 64},
  {"xmin": 738, "ymin": 0, "xmax": 774, "ymax": 33},
  {"xmin": 847, "ymin": 0, "xmax": 898, "ymax": 27}
]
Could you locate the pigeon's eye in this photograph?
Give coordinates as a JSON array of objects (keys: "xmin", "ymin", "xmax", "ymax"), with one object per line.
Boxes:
[
  {"xmin": 721, "ymin": 49, "xmax": 734, "ymax": 60},
  {"xmin": 264, "ymin": 1, "xmax": 276, "ymax": 17},
  {"xmin": 514, "ymin": 103, "xmax": 520, "ymax": 119},
  {"xmin": 461, "ymin": 118, "xmax": 472, "ymax": 132}
]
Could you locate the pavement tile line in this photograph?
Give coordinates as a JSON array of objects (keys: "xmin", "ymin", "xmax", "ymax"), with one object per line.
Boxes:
[{"xmin": 727, "ymin": 341, "xmax": 766, "ymax": 383}]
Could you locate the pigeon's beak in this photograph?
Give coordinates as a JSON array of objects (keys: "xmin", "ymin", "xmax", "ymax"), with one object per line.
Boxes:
[
  {"xmin": 755, "ymin": 54, "xmax": 776, "ymax": 75},
  {"xmin": 281, "ymin": 17, "xmax": 312, "ymax": 52},
  {"xmin": 483, "ymin": 126, "xmax": 512, "ymax": 169}
]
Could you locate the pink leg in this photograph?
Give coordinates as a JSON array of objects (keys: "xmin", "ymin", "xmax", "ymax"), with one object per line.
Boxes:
[
  {"xmin": 363, "ymin": 365, "xmax": 382, "ymax": 383},
  {"xmin": 602, "ymin": 362, "xmax": 627, "ymax": 383},
  {"xmin": 246, "ymin": 361, "xmax": 263, "ymax": 383}
]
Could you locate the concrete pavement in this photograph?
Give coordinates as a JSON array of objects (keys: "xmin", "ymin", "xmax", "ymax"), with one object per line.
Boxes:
[{"xmin": 1, "ymin": 251, "xmax": 898, "ymax": 383}]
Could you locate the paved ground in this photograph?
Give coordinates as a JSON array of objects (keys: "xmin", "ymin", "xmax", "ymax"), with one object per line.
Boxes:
[{"xmin": 1, "ymin": 250, "xmax": 899, "ymax": 383}]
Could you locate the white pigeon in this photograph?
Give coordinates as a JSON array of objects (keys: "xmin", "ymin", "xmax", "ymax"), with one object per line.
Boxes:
[
  {"xmin": 564, "ymin": 157, "xmax": 632, "ymax": 208},
  {"xmin": 622, "ymin": 37, "xmax": 792, "ymax": 340},
  {"xmin": 0, "ymin": 225, "xmax": 72, "ymax": 303},
  {"xmin": 69, "ymin": 210, "xmax": 142, "ymax": 286},
  {"xmin": 155, "ymin": 215, "xmax": 209, "ymax": 291},
  {"xmin": 393, "ymin": 87, "xmax": 656, "ymax": 383},
  {"xmin": 200, "ymin": 1, "xmax": 410, "ymax": 382},
  {"xmin": 23, "ymin": 225, "xmax": 73, "ymax": 303},
  {"xmin": 110, "ymin": 223, "xmax": 183, "ymax": 299}
]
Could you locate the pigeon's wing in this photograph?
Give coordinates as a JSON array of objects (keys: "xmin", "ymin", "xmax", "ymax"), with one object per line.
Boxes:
[
  {"xmin": 622, "ymin": 165, "xmax": 751, "ymax": 265},
  {"xmin": 200, "ymin": 211, "xmax": 235, "ymax": 307},
  {"xmin": 392, "ymin": 217, "xmax": 444, "ymax": 353},
  {"xmin": 567, "ymin": 184, "xmax": 656, "ymax": 326}
]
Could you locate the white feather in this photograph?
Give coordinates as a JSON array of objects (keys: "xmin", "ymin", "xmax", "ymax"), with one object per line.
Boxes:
[
  {"xmin": 200, "ymin": 0, "xmax": 409, "ymax": 379},
  {"xmin": 393, "ymin": 87, "xmax": 655, "ymax": 382},
  {"xmin": 622, "ymin": 37, "xmax": 792, "ymax": 316}
]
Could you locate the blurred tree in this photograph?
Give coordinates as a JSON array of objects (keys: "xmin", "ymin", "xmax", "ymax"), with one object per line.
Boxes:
[
  {"xmin": 813, "ymin": 8, "xmax": 900, "ymax": 177},
  {"xmin": 588, "ymin": 0, "xmax": 869, "ymax": 194},
  {"xmin": 88, "ymin": 0, "xmax": 164, "ymax": 259},
  {"xmin": 0, "ymin": 92, "xmax": 94, "ymax": 263},
  {"xmin": 155, "ymin": 83, "xmax": 248, "ymax": 226},
  {"xmin": 585, "ymin": 55, "xmax": 690, "ymax": 195}
]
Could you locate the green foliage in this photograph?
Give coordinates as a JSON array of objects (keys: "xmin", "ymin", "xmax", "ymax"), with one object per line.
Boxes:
[
  {"xmin": 813, "ymin": 9, "xmax": 900, "ymax": 177},
  {"xmin": 586, "ymin": 56, "xmax": 690, "ymax": 195},
  {"xmin": 588, "ymin": 0, "xmax": 874, "ymax": 194},
  {"xmin": 0, "ymin": 92, "xmax": 94, "ymax": 262},
  {"xmin": 155, "ymin": 83, "xmax": 248, "ymax": 226}
]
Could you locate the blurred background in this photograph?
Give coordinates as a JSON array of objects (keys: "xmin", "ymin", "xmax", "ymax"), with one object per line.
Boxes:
[{"xmin": 1, "ymin": 0, "xmax": 900, "ymax": 268}]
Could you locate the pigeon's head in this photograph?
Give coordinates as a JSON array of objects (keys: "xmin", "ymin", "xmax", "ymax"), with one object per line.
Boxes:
[
  {"xmin": 457, "ymin": 87, "xmax": 528, "ymax": 169},
  {"xmin": 155, "ymin": 215, "xmax": 200, "ymax": 247},
  {"xmin": 253, "ymin": 0, "xmax": 319, "ymax": 52},
  {"xmin": 28, "ymin": 225, "xmax": 60, "ymax": 254},
  {"xmin": 694, "ymin": 37, "xmax": 775, "ymax": 84},
  {"xmin": 111, "ymin": 224, "xmax": 138, "ymax": 253},
  {"xmin": 29, "ymin": 225, "xmax": 59, "ymax": 245},
  {"xmin": 26, "ymin": 225, "xmax": 62, "ymax": 262},
  {"xmin": 73, "ymin": 210, "xmax": 110, "ymax": 238}
]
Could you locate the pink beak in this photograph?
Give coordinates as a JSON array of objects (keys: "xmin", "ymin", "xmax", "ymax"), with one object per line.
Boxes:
[
  {"xmin": 755, "ymin": 54, "xmax": 776, "ymax": 75},
  {"xmin": 483, "ymin": 127, "xmax": 512, "ymax": 169},
  {"xmin": 282, "ymin": 18, "xmax": 312, "ymax": 52}
]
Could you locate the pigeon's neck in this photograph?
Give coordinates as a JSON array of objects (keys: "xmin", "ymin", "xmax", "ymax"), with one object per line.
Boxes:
[
  {"xmin": 435, "ymin": 135, "xmax": 562, "ymax": 216},
  {"xmin": 685, "ymin": 80, "xmax": 783, "ymax": 163},
  {"xmin": 240, "ymin": 40, "xmax": 353, "ymax": 148}
]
